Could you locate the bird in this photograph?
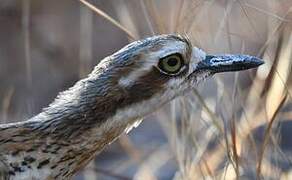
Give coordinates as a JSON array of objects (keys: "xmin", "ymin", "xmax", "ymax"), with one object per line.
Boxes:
[{"xmin": 0, "ymin": 34, "xmax": 263, "ymax": 179}]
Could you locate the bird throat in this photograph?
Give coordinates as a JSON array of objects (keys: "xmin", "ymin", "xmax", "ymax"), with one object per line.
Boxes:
[{"xmin": 0, "ymin": 66, "xmax": 168, "ymax": 179}]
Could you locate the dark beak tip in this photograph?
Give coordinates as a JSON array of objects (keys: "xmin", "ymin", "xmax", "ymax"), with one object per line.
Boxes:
[
  {"xmin": 258, "ymin": 59, "xmax": 265, "ymax": 66},
  {"xmin": 258, "ymin": 60, "xmax": 264, "ymax": 65},
  {"xmin": 249, "ymin": 57, "xmax": 265, "ymax": 68}
]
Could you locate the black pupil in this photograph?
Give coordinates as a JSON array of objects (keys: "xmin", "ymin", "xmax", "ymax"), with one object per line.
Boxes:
[{"xmin": 167, "ymin": 58, "xmax": 178, "ymax": 66}]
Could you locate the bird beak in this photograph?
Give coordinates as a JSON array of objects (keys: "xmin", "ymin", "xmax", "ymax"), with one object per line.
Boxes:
[{"xmin": 196, "ymin": 54, "xmax": 264, "ymax": 73}]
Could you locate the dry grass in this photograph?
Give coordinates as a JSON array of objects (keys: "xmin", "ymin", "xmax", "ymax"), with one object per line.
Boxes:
[
  {"xmin": 100, "ymin": 0, "xmax": 292, "ymax": 179},
  {"xmin": 1, "ymin": 0, "xmax": 292, "ymax": 179}
]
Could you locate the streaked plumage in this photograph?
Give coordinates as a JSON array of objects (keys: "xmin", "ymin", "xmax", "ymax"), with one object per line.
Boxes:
[{"xmin": 0, "ymin": 34, "xmax": 263, "ymax": 179}]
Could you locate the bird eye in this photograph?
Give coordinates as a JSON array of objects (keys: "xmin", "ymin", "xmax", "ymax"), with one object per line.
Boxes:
[{"xmin": 158, "ymin": 54, "xmax": 184, "ymax": 75}]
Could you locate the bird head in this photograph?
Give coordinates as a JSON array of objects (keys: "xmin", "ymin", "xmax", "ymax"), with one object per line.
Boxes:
[
  {"xmin": 0, "ymin": 35, "xmax": 263, "ymax": 180},
  {"xmin": 86, "ymin": 34, "xmax": 263, "ymax": 119}
]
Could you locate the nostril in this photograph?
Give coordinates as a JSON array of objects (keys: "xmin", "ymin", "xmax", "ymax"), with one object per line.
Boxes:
[{"xmin": 211, "ymin": 59, "xmax": 221, "ymax": 63}]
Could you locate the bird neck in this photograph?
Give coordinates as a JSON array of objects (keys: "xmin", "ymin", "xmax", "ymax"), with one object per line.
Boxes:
[{"xmin": 0, "ymin": 67, "xmax": 149, "ymax": 179}]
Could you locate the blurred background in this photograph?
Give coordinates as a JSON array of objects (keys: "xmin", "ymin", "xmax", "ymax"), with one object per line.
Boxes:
[{"xmin": 0, "ymin": 0, "xmax": 292, "ymax": 179}]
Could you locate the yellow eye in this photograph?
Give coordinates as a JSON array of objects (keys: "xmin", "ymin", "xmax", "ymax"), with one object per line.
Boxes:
[{"xmin": 158, "ymin": 54, "xmax": 184, "ymax": 74}]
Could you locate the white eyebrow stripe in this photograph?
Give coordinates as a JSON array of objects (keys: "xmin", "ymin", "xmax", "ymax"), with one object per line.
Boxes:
[
  {"xmin": 118, "ymin": 40, "xmax": 188, "ymax": 88},
  {"xmin": 118, "ymin": 65, "xmax": 152, "ymax": 87},
  {"xmin": 154, "ymin": 41, "xmax": 186, "ymax": 59},
  {"xmin": 119, "ymin": 75, "xmax": 136, "ymax": 87}
]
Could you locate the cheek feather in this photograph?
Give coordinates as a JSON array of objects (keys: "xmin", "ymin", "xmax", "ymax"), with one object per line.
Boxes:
[
  {"xmin": 118, "ymin": 56, "xmax": 157, "ymax": 88},
  {"xmin": 119, "ymin": 77, "xmax": 134, "ymax": 87},
  {"xmin": 127, "ymin": 67, "xmax": 169, "ymax": 96}
]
